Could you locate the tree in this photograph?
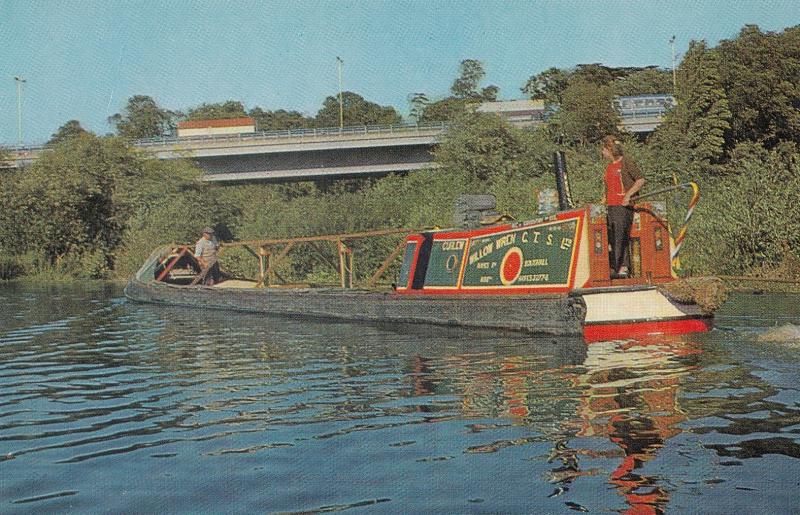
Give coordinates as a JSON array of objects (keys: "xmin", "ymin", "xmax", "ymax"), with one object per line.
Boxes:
[
  {"xmin": 3, "ymin": 133, "xmax": 203, "ymax": 276},
  {"xmin": 108, "ymin": 95, "xmax": 176, "ymax": 139},
  {"xmin": 450, "ymin": 59, "xmax": 500, "ymax": 100},
  {"xmin": 481, "ymin": 84, "xmax": 500, "ymax": 101},
  {"xmin": 248, "ymin": 107, "xmax": 313, "ymax": 131},
  {"xmin": 557, "ymin": 79, "xmax": 619, "ymax": 146},
  {"xmin": 655, "ymin": 40, "xmax": 731, "ymax": 169},
  {"xmin": 522, "ymin": 67, "xmax": 570, "ymax": 104},
  {"xmin": 451, "ymin": 59, "xmax": 485, "ymax": 98},
  {"xmin": 434, "ymin": 111, "xmax": 550, "ymax": 183},
  {"xmin": 48, "ymin": 120, "xmax": 91, "ymax": 146},
  {"xmin": 408, "ymin": 93, "xmax": 430, "ymax": 123},
  {"xmin": 419, "ymin": 97, "xmax": 469, "ymax": 123},
  {"xmin": 716, "ymin": 25, "xmax": 800, "ymax": 148},
  {"xmin": 314, "ymin": 91, "xmax": 402, "ymax": 127},
  {"xmin": 416, "ymin": 59, "xmax": 501, "ymax": 123},
  {"xmin": 571, "ymin": 63, "xmax": 617, "ymax": 86},
  {"xmin": 613, "ymin": 68, "xmax": 673, "ymax": 96},
  {"xmin": 186, "ymin": 100, "xmax": 248, "ymax": 120}
]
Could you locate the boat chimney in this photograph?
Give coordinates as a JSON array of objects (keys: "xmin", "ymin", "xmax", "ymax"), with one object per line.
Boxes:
[{"xmin": 552, "ymin": 150, "xmax": 574, "ymax": 211}]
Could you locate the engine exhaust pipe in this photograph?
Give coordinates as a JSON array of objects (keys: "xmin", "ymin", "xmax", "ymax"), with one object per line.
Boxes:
[{"xmin": 553, "ymin": 150, "xmax": 574, "ymax": 211}]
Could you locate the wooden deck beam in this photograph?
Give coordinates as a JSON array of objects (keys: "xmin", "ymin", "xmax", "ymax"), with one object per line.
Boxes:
[
  {"xmin": 368, "ymin": 240, "xmax": 407, "ymax": 287},
  {"xmin": 156, "ymin": 246, "xmax": 189, "ymax": 282},
  {"xmin": 222, "ymin": 227, "xmax": 416, "ymax": 247}
]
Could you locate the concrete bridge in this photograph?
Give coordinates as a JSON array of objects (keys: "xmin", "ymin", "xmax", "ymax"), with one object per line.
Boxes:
[
  {"xmin": 619, "ymin": 110, "xmax": 669, "ymax": 133},
  {"xmin": 2, "ymin": 122, "xmax": 446, "ymax": 182},
  {"xmin": 138, "ymin": 122, "xmax": 445, "ymax": 182},
  {"xmin": 2, "ymin": 110, "xmax": 667, "ymax": 182}
]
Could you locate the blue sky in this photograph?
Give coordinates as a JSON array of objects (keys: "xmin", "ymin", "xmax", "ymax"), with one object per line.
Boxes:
[{"xmin": 1, "ymin": 0, "xmax": 798, "ymax": 145}]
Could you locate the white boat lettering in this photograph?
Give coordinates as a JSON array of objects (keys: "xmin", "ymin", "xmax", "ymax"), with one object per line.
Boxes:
[
  {"xmin": 441, "ymin": 240, "xmax": 464, "ymax": 251},
  {"xmin": 518, "ymin": 273, "xmax": 550, "ymax": 282},
  {"xmin": 524, "ymin": 258, "xmax": 548, "ymax": 267},
  {"xmin": 468, "ymin": 242, "xmax": 494, "ymax": 265},
  {"xmin": 494, "ymin": 234, "xmax": 516, "ymax": 250}
]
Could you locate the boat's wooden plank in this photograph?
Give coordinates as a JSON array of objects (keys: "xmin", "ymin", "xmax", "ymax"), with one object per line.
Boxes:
[
  {"xmin": 368, "ymin": 240, "xmax": 407, "ymax": 288},
  {"xmin": 156, "ymin": 246, "xmax": 189, "ymax": 282},
  {"xmin": 223, "ymin": 227, "xmax": 416, "ymax": 247}
]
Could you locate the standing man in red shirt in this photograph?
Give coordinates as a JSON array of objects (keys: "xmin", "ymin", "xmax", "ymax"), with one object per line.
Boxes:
[{"xmin": 602, "ymin": 136, "xmax": 645, "ymax": 278}]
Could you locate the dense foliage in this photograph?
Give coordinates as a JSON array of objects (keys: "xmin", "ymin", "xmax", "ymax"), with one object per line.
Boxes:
[
  {"xmin": 314, "ymin": 91, "xmax": 402, "ymax": 127},
  {"xmin": 108, "ymin": 95, "xmax": 176, "ymax": 139}
]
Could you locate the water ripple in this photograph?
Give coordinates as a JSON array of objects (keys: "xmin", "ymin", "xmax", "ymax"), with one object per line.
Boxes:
[{"xmin": 2, "ymin": 285, "xmax": 800, "ymax": 513}]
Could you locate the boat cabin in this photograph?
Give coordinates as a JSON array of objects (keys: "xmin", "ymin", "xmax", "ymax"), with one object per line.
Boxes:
[{"xmin": 395, "ymin": 202, "xmax": 673, "ymax": 295}]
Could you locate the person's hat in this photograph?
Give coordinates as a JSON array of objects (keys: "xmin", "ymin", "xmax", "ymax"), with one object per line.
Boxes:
[{"xmin": 201, "ymin": 227, "xmax": 215, "ymax": 234}]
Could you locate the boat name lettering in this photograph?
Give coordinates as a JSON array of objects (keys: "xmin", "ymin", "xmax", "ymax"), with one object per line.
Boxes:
[
  {"xmin": 494, "ymin": 234, "xmax": 516, "ymax": 250},
  {"xmin": 466, "ymin": 222, "xmax": 575, "ymax": 267},
  {"xmin": 517, "ymin": 273, "xmax": 550, "ymax": 282},
  {"xmin": 440, "ymin": 240, "xmax": 465, "ymax": 251},
  {"xmin": 521, "ymin": 231, "xmax": 540, "ymax": 243},
  {"xmin": 468, "ymin": 242, "xmax": 495, "ymax": 265},
  {"xmin": 524, "ymin": 258, "xmax": 548, "ymax": 267}
]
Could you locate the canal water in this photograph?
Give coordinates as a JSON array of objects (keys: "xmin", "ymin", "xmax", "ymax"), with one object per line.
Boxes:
[{"xmin": 1, "ymin": 284, "xmax": 800, "ymax": 514}]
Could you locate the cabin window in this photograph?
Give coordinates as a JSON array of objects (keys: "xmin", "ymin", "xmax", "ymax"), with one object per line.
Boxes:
[
  {"xmin": 410, "ymin": 233, "xmax": 434, "ymax": 290},
  {"xmin": 397, "ymin": 242, "xmax": 418, "ymax": 289}
]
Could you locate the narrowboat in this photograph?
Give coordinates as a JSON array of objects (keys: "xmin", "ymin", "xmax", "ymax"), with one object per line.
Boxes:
[{"xmin": 124, "ymin": 189, "xmax": 724, "ymax": 342}]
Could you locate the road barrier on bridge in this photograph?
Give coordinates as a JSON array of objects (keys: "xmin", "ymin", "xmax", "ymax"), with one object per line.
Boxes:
[{"xmin": 134, "ymin": 121, "xmax": 451, "ymax": 147}]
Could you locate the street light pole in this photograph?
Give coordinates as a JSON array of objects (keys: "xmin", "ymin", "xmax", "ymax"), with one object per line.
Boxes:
[
  {"xmin": 14, "ymin": 76, "xmax": 26, "ymax": 148},
  {"xmin": 336, "ymin": 57, "xmax": 344, "ymax": 129},
  {"xmin": 669, "ymin": 36, "xmax": 677, "ymax": 96}
]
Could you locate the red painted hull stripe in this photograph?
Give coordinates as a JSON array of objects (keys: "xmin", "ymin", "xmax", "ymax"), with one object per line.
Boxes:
[{"xmin": 583, "ymin": 317, "xmax": 712, "ymax": 342}]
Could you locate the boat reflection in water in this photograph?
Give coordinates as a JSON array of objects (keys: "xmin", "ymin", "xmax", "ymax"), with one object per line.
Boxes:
[
  {"xmin": 572, "ymin": 339, "xmax": 700, "ymax": 514},
  {"xmin": 404, "ymin": 330, "xmax": 702, "ymax": 514},
  {"xmin": 144, "ymin": 306, "xmax": 718, "ymax": 513}
]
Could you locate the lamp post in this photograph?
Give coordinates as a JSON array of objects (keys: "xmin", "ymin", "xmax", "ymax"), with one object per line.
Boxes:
[
  {"xmin": 669, "ymin": 36, "xmax": 677, "ymax": 96},
  {"xmin": 336, "ymin": 56, "xmax": 344, "ymax": 129},
  {"xmin": 14, "ymin": 76, "xmax": 26, "ymax": 148}
]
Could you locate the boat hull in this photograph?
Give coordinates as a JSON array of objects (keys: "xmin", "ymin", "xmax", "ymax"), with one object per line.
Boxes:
[
  {"xmin": 124, "ymin": 278, "xmax": 586, "ymax": 336},
  {"xmin": 124, "ymin": 278, "xmax": 711, "ymax": 341},
  {"xmin": 577, "ymin": 287, "xmax": 712, "ymax": 341}
]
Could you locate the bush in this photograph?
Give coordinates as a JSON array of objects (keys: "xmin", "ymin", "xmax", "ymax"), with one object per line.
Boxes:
[{"xmin": 0, "ymin": 254, "xmax": 25, "ymax": 280}]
